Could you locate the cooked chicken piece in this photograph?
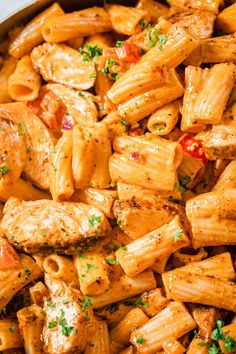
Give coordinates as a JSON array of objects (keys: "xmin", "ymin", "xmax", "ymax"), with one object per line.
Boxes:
[
  {"xmin": 113, "ymin": 197, "xmax": 188, "ymax": 239},
  {"xmin": 31, "ymin": 43, "xmax": 96, "ymax": 90},
  {"xmin": 0, "ymin": 198, "xmax": 111, "ymax": 254},
  {"xmin": 43, "ymin": 285, "xmax": 95, "ymax": 354},
  {"xmin": 0, "ymin": 118, "xmax": 26, "ymax": 183},
  {"xmin": 0, "ymin": 102, "xmax": 56, "ymax": 190}
]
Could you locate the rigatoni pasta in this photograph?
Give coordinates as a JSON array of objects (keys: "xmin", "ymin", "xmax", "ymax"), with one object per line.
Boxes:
[{"xmin": 1, "ymin": 1, "xmax": 236, "ymax": 352}]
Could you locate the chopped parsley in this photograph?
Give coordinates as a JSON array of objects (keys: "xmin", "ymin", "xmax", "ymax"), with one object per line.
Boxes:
[
  {"xmin": 146, "ymin": 25, "xmax": 167, "ymax": 50},
  {"xmin": 111, "ymin": 73, "xmax": 121, "ymax": 81},
  {"xmin": 173, "ymin": 229, "xmax": 184, "ymax": 241},
  {"xmin": 18, "ymin": 122, "xmax": 26, "ymax": 136},
  {"xmin": 0, "ymin": 165, "xmax": 9, "ymax": 175},
  {"xmin": 116, "ymin": 41, "xmax": 124, "ymax": 48},
  {"xmin": 48, "ymin": 309, "xmax": 74, "ymax": 337},
  {"xmin": 62, "ymin": 300, "xmax": 68, "ymax": 305},
  {"xmin": 51, "ymin": 163, "xmax": 57, "ymax": 172},
  {"xmin": 9, "ymin": 326, "xmax": 15, "ymax": 333},
  {"xmin": 46, "ymin": 301, "xmax": 56, "ymax": 308},
  {"xmin": 102, "ymin": 58, "xmax": 118, "ymax": 74},
  {"xmin": 158, "ymin": 34, "xmax": 167, "ymax": 50},
  {"xmin": 155, "ymin": 125, "xmax": 164, "ymax": 132},
  {"xmin": 107, "ymin": 303, "xmax": 118, "ymax": 313},
  {"xmin": 24, "ymin": 268, "xmax": 31, "ymax": 277},
  {"xmin": 139, "ymin": 18, "xmax": 147, "ymax": 29},
  {"xmin": 26, "ymin": 146, "xmax": 32, "ymax": 153},
  {"xmin": 86, "ymin": 263, "xmax": 95, "ymax": 272},
  {"xmin": 79, "ymin": 44, "xmax": 103, "ymax": 62},
  {"xmin": 78, "ymin": 92, "xmax": 84, "ymax": 97},
  {"xmin": 117, "ymin": 220, "xmax": 124, "ymax": 226},
  {"xmin": 89, "ymin": 72, "xmax": 96, "ymax": 79},
  {"xmin": 81, "ymin": 296, "xmax": 91, "ymax": 320},
  {"xmin": 75, "ymin": 247, "xmax": 86, "ymax": 259},
  {"xmin": 174, "ymin": 182, "xmax": 186, "ymax": 193},
  {"xmin": 208, "ymin": 344, "xmax": 221, "ymax": 354},
  {"xmin": 136, "ymin": 337, "xmax": 144, "ymax": 344},
  {"xmin": 89, "ymin": 214, "xmax": 101, "ymax": 227},
  {"xmin": 120, "ymin": 120, "xmax": 126, "ymax": 126},
  {"xmin": 181, "ymin": 175, "xmax": 192, "ymax": 186},
  {"xmin": 86, "ymin": 130, "xmax": 92, "ymax": 137},
  {"xmin": 105, "ymin": 258, "xmax": 119, "ymax": 265},
  {"xmin": 134, "ymin": 297, "xmax": 149, "ymax": 308},
  {"xmin": 41, "ymin": 231, "xmax": 47, "ymax": 237},
  {"xmin": 121, "ymin": 245, "xmax": 128, "ymax": 252},
  {"xmin": 211, "ymin": 320, "xmax": 236, "ymax": 352}
]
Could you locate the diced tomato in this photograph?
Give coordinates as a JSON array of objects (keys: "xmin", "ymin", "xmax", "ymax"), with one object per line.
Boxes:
[
  {"xmin": 28, "ymin": 91, "xmax": 65, "ymax": 132},
  {"xmin": 116, "ymin": 43, "xmax": 141, "ymax": 63},
  {"xmin": 0, "ymin": 238, "xmax": 21, "ymax": 271},
  {"xmin": 179, "ymin": 134, "xmax": 208, "ymax": 163}
]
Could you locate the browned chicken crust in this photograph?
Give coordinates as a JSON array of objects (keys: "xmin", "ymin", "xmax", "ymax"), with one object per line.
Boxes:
[{"xmin": 0, "ymin": 198, "xmax": 111, "ymax": 254}]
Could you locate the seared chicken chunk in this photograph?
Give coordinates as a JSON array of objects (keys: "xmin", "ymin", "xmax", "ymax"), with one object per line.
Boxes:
[
  {"xmin": 31, "ymin": 43, "xmax": 96, "ymax": 90},
  {"xmin": 0, "ymin": 102, "xmax": 56, "ymax": 190},
  {"xmin": 0, "ymin": 198, "xmax": 111, "ymax": 254}
]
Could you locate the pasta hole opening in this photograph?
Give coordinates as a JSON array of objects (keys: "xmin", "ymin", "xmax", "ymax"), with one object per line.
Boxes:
[
  {"xmin": 11, "ymin": 85, "xmax": 33, "ymax": 98},
  {"xmin": 46, "ymin": 258, "xmax": 60, "ymax": 273}
]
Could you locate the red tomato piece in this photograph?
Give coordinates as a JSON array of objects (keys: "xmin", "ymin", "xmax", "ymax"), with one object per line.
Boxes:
[
  {"xmin": 116, "ymin": 43, "xmax": 141, "ymax": 63},
  {"xmin": 0, "ymin": 238, "xmax": 21, "ymax": 271},
  {"xmin": 179, "ymin": 134, "xmax": 208, "ymax": 163}
]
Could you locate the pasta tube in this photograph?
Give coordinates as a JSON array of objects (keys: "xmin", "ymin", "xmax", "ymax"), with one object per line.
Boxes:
[
  {"xmin": 147, "ymin": 99, "xmax": 181, "ymax": 136},
  {"xmin": 8, "ymin": 2, "xmax": 64, "ymax": 58},
  {"xmin": 203, "ymin": 103, "xmax": 236, "ymax": 159},
  {"xmin": 0, "ymin": 254, "xmax": 41, "ymax": 310},
  {"xmin": 130, "ymin": 301, "xmax": 196, "ymax": 353},
  {"xmin": 186, "ymin": 189, "xmax": 236, "ymax": 248},
  {"xmin": 116, "ymin": 216, "xmax": 189, "ymax": 277},
  {"xmin": 71, "ymin": 188, "xmax": 117, "ymax": 218},
  {"xmin": 43, "ymin": 255, "xmax": 79, "ymax": 289},
  {"xmin": 178, "ymin": 152, "xmax": 205, "ymax": 189},
  {"xmin": 17, "ymin": 305, "xmax": 44, "ymax": 354},
  {"xmin": 219, "ymin": 323, "xmax": 236, "ymax": 353},
  {"xmin": 29, "ymin": 281, "xmax": 48, "ymax": 307},
  {"xmin": 118, "ymin": 69, "xmax": 184, "ymax": 123},
  {"xmin": 84, "ymin": 321, "xmax": 111, "ymax": 354},
  {"xmin": 106, "ymin": 4, "xmax": 150, "ymax": 35},
  {"xmin": 217, "ymin": 3, "xmax": 236, "ymax": 33},
  {"xmin": 102, "ymin": 110, "xmax": 127, "ymax": 142},
  {"xmin": 42, "ymin": 7, "xmax": 112, "ymax": 42},
  {"xmin": 90, "ymin": 270, "xmax": 156, "ymax": 309},
  {"xmin": 0, "ymin": 178, "xmax": 50, "ymax": 203},
  {"xmin": 140, "ymin": 288, "xmax": 170, "ymax": 318},
  {"xmin": 190, "ymin": 63, "xmax": 235, "ymax": 125},
  {"xmin": 117, "ymin": 182, "xmax": 182, "ymax": 202},
  {"xmin": 162, "ymin": 337, "xmax": 186, "ymax": 354},
  {"xmin": 0, "ymin": 57, "xmax": 17, "ymax": 103},
  {"xmin": 74, "ymin": 252, "xmax": 110, "ymax": 296},
  {"xmin": 50, "ymin": 130, "xmax": 74, "ymax": 202},
  {"xmin": 213, "ymin": 160, "xmax": 236, "ymax": 191},
  {"xmin": 110, "ymin": 308, "xmax": 148, "ymax": 345},
  {"xmin": 136, "ymin": 0, "xmax": 169, "ymax": 22},
  {"xmin": 167, "ymin": 0, "xmax": 223, "ymax": 14},
  {"xmin": 110, "ymin": 133, "xmax": 183, "ymax": 192},
  {"xmin": 8, "ymin": 56, "xmax": 41, "ymax": 102},
  {"xmin": 201, "ymin": 33, "xmax": 236, "ymax": 63},
  {"xmin": 187, "ymin": 338, "xmax": 208, "ymax": 354},
  {"xmin": 181, "ymin": 66, "xmax": 208, "ymax": 132},
  {"xmin": 0, "ymin": 321, "xmax": 22, "ymax": 350},
  {"xmin": 72, "ymin": 125, "xmax": 94, "ymax": 190}
]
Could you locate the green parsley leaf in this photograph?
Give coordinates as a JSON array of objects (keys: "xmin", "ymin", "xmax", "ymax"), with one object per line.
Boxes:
[
  {"xmin": 18, "ymin": 122, "xmax": 26, "ymax": 136},
  {"xmin": 62, "ymin": 300, "xmax": 68, "ymax": 305},
  {"xmin": 24, "ymin": 268, "xmax": 31, "ymax": 277},
  {"xmin": 181, "ymin": 175, "xmax": 192, "ymax": 186},
  {"xmin": 78, "ymin": 92, "xmax": 84, "ymax": 97},
  {"xmin": 208, "ymin": 344, "xmax": 221, "ymax": 354},
  {"xmin": 86, "ymin": 130, "xmax": 92, "ymax": 137},
  {"xmin": 134, "ymin": 297, "xmax": 149, "ymax": 308},
  {"xmin": 86, "ymin": 263, "xmax": 95, "ymax": 272},
  {"xmin": 75, "ymin": 247, "xmax": 86, "ymax": 259},
  {"xmin": 26, "ymin": 146, "xmax": 32, "ymax": 153},
  {"xmin": 158, "ymin": 34, "xmax": 167, "ymax": 50},
  {"xmin": 117, "ymin": 220, "xmax": 124, "ymax": 226},
  {"xmin": 120, "ymin": 120, "xmax": 126, "ymax": 126},
  {"xmin": 46, "ymin": 301, "xmax": 56, "ymax": 308},
  {"xmin": 136, "ymin": 337, "xmax": 144, "ymax": 344},
  {"xmin": 173, "ymin": 229, "xmax": 184, "ymax": 242},
  {"xmin": 0, "ymin": 165, "xmax": 10, "ymax": 175},
  {"xmin": 61, "ymin": 326, "xmax": 74, "ymax": 336},
  {"xmin": 79, "ymin": 44, "xmax": 103, "ymax": 62},
  {"xmin": 107, "ymin": 303, "xmax": 119, "ymax": 313},
  {"xmin": 211, "ymin": 320, "xmax": 224, "ymax": 341},
  {"xmin": 224, "ymin": 336, "xmax": 236, "ymax": 351},
  {"xmin": 139, "ymin": 18, "xmax": 147, "ymax": 29},
  {"xmin": 116, "ymin": 41, "xmax": 124, "ymax": 47},
  {"xmin": 121, "ymin": 245, "xmax": 128, "ymax": 252},
  {"xmin": 105, "ymin": 258, "xmax": 119, "ymax": 265},
  {"xmin": 147, "ymin": 25, "xmax": 159, "ymax": 48},
  {"xmin": 89, "ymin": 73, "xmax": 96, "ymax": 79},
  {"xmin": 111, "ymin": 73, "xmax": 120, "ymax": 81},
  {"xmin": 82, "ymin": 296, "xmax": 91, "ymax": 313},
  {"xmin": 89, "ymin": 214, "xmax": 101, "ymax": 227},
  {"xmin": 48, "ymin": 320, "xmax": 57, "ymax": 329},
  {"xmin": 155, "ymin": 125, "xmax": 164, "ymax": 132},
  {"xmin": 9, "ymin": 326, "xmax": 15, "ymax": 333},
  {"xmin": 51, "ymin": 163, "xmax": 57, "ymax": 172},
  {"xmin": 41, "ymin": 231, "xmax": 47, "ymax": 237}
]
